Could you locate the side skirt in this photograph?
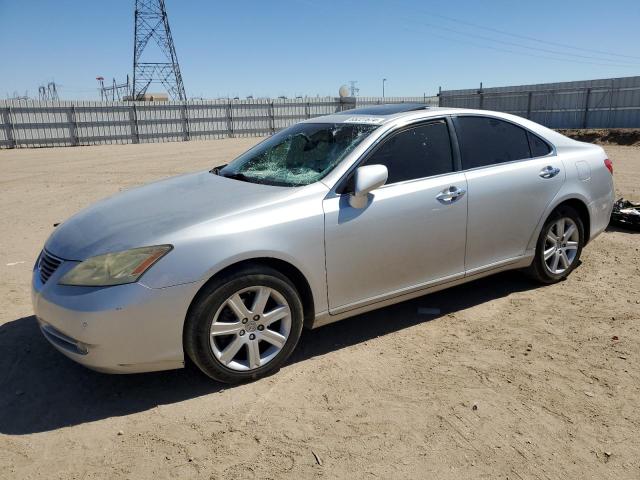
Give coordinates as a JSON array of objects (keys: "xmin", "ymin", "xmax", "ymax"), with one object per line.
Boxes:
[{"xmin": 310, "ymin": 254, "xmax": 534, "ymax": 329}]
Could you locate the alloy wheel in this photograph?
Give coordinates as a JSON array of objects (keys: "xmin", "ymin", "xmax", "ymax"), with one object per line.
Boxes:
[
  {"xmin": 543, "ymin": 217, "xmax": 580, "ymax": 275},
  {"xmin": 209, "ymin": 286, "xmax": 292, "ymax": 371}
]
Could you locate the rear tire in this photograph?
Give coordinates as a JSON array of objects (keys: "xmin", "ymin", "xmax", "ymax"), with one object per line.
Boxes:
[
  {"xmin": 526, "ymin": 205, "xmax": 584, "ymax": 284},
  {"xmin": 184, "ymin": 265, "xmax": 304, "ymax": 383}
]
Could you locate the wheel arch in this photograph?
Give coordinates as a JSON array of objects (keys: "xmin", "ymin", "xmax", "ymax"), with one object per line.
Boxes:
[
  {"xmin": 528, "ymin": 195, "xmax": 592, "ymax": 252},
  {"xmin": 551, "ymin": 198, "xmax": 591, "ymax": 244},
  {"xmin": 184, "ymin": 257, "xmax": 316, "ymax": 333}
]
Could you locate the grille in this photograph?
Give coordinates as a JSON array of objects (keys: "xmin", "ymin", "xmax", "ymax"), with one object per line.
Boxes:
[{"xmin": 38, "ymin": 250, "xmax": 63, "ymax": 284}]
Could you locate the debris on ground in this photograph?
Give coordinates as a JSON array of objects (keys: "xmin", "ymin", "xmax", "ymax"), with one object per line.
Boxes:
[{"xmin": 610, "ymin": 198, "xmax": 640, "ymax": 231}]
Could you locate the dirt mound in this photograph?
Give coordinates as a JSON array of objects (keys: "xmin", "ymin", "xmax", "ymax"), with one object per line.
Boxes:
[{"xmin": 559, "ymin": 128, "xmax": 640, "ymax": 146}]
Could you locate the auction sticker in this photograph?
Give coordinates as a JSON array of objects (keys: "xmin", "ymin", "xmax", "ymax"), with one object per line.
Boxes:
[{"xmin": 342, "ymin": 116, "xmax": 385, "ymax": 125}]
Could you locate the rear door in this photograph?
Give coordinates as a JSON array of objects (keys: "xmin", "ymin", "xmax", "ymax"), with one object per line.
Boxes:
[
  {"xmin": 453, "ymin": 115, "xmax": 564, "ymax": 272},
  {"xmin": 323, "ymin": 119, "xmax": 468, "ymax": 313}
]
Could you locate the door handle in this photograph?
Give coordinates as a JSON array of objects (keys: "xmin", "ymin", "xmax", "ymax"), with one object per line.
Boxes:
[
  {"xmin": 539, "ymin": 165, "xmax": 561, "ymax": 179},
  {"xmin": 436, "ymin": 186, "xmax": 466, "ymax": 203}
]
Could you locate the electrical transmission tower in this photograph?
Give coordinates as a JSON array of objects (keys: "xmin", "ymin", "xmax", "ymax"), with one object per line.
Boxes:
[
  {"xmin": 38, "ymin": 82, "xmax": 60, "ymax": 101},
  {"xmin": 96, "ymin": 76, "xmax": 131, "ymax": 101},
  {"xmin": 132, "ymin": 0, "xmax": 186, "ymax": 100}
]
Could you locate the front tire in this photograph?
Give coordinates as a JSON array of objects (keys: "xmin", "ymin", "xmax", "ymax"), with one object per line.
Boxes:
[
  {"xmin": 526, "ymin": 205, "xmax": 584, "ymax": 284},
  {"xmin": 184, "ymin": 266, "xmax": 304, "ymax": 383}
]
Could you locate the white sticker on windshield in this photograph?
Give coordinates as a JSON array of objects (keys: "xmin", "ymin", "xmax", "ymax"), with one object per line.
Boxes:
[{"xmin": 343, "ymin": 116, "xmax": 385, "ymax": 125}]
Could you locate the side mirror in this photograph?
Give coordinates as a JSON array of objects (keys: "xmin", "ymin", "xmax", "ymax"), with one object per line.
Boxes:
[{"xmin": 349, "ymin": 164, "xmax": 388, "ymax": 208}]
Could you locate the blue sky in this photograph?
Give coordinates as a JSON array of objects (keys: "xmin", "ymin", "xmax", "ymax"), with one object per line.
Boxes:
[{"xmin": 1, "ymin": 0, "xmax": 639, "ymax": 100}]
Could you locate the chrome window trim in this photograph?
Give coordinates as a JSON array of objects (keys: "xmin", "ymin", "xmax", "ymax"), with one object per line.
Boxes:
[{"xmin": 375, "ymin": 169, "xmax": 464, "ymax": 191}]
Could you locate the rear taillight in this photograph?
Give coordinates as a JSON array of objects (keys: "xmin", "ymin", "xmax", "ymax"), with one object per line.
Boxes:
[{"xmin": 604, "ymin": 158, "xmax": 613, "ymax": 175}]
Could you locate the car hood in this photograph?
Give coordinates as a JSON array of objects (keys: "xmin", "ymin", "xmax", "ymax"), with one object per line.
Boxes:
[{"xmin": 45, "ymin": 171, "xmax": 298, "ymax": 260}]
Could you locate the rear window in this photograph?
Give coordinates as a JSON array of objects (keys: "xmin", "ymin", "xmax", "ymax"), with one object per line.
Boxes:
[{"xmin": 454, "ymin": 116, "xmax": 531, "ymax": 169}]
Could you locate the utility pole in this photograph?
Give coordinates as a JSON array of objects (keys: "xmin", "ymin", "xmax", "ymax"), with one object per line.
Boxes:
[
  {"xmin": 132, "ymin": 0, "xmax": 186, "ymax": 100},
  {"xmin": 96, "ymin": 77, "xmax": 106, "ymax": 101},
  {"xmin": 349, "ymin": 80, "xmax": 359, "ymax": 97}
]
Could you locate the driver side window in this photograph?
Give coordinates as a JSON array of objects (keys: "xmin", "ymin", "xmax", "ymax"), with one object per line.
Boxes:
[{"xmin": 363, "ymin": 120, "xmax": 454, "ymax": 184}]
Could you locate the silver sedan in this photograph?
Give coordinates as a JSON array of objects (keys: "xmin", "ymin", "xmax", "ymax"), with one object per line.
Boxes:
[{"xmin": 32, "ymin": 104, "xmax": 614, "ymax": 383}]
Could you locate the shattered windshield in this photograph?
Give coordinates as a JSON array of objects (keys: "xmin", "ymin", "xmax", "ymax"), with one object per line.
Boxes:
[{"xmin": 219, "ymin": 122, "xmax": 379, "ymax": 187}]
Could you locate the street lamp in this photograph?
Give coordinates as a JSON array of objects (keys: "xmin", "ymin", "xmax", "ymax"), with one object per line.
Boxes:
[{"xmin": 382, "ymin": 78, "xmax": 387, "ymax": 98}]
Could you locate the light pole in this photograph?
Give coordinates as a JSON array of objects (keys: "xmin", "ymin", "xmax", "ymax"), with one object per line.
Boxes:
[{"xmin": 382, "ymin": 78, "xmax": 387, "ymax": 98}]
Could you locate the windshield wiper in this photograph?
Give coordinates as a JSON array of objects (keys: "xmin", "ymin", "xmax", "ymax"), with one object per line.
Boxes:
[
  {"xmin": 209, "ymin": 164, "xmax": 227, "ymax": 175},
  {"xmin": 209, "ymin": 165, "xmax": 248, "ymax": 182},
  {"xmin": 221, "ymin": 172, "xmax": 250, "ymax": 182}
]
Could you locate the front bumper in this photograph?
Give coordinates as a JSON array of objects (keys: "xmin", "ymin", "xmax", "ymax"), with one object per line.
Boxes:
[{"xmin": 32, "ymin": 255, "xmax": 202, "ymax": 374}]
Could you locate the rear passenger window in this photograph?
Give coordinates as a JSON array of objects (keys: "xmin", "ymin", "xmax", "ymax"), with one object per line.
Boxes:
[
  {"xmin": 363, "ymin": 121, "xmax": 453, "ymax": 184},
  {"xmin": 455, "ymin": 116, "xmax": 531, "ymax": 169},
  {"xmin": 528, "ymin": 131, "xmax": 552, "ymax": 157}
]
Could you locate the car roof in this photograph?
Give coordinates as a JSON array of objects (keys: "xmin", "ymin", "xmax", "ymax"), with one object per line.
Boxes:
[
  {"xmin": 303, "ymin": 105, "xmax": 575, "ymax": 147},
  {"xmin": 301, "ymin": 104, "xmax": 448, "ymax": 126},
  {"xmin": 333, "ymin": 103, "xmax": 431, "ymax": 116}
]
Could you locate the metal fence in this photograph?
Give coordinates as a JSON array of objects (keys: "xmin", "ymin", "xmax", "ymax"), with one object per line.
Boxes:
[
  {"xmin": 0, "ymin": 96, "xmax": 435, "ymax": 149},
  {"xmin": 7, "ymin": 75, "xmax": 640, "ymax": 149},
  {"xmin": 439, "ymin": 76, "xmax": 640, "ymax": 129}
]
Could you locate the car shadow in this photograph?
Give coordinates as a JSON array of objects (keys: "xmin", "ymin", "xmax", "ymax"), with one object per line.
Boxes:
[
  {"xmin": 606, "ymin": 223, "xmax": 640, "ymax": 234},
  {"xmin": 0, "ymin": 271, "xmax": 536, "ymax": 435}
]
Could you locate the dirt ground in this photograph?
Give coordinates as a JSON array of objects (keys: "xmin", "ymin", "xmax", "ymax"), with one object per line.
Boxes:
[
  {"xmin": 559, "ymin": 128, "xmax": 640, "ymax": 148},
  {"xmin": 0, "ymin": 139, "xmax": 639, "ymax": 480}
]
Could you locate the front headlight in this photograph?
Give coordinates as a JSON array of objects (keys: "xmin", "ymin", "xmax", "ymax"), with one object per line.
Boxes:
[{"xmin": 58, "ymin": 245, "xmax": 172, "ymax": 286}]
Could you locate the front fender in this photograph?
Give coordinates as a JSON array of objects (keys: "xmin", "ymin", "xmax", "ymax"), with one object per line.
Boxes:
[{"xmin": 138, "ymin": 192, "xmax": 328, "ymax": 314}]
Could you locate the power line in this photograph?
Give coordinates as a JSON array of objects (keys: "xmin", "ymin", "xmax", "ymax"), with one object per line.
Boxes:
[
  {"xmin": 402, "ymin": 17, "xmax": 640, "ymax": 66},
  {"xmin": 400, "ymin": 25, "xmax": 639, "ymax": 69},
  {"xmin": 426, "ymin": 11, "xmax": 640, "ymax": 61},
  {"xmin": 332, "ymin": 0, "xmax": 640, "ymax": 68},
  {"xmin": 56, "ymin": 84, "xmax": 103, "ymax": 93}
]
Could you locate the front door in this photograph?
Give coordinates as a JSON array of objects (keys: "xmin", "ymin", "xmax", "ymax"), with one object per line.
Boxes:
[{"xmin": 323, "ymin": 120, "xmax": 468, "ymax": 313}]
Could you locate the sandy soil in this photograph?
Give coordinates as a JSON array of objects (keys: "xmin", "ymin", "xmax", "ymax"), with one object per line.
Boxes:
[
  {"xmin": 0, "ymin": 140, "xmax": 638, "ymax": 479},
  {"xmin": 559, "ymin": 129, "xmax": 640, "ymax": 148}
]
